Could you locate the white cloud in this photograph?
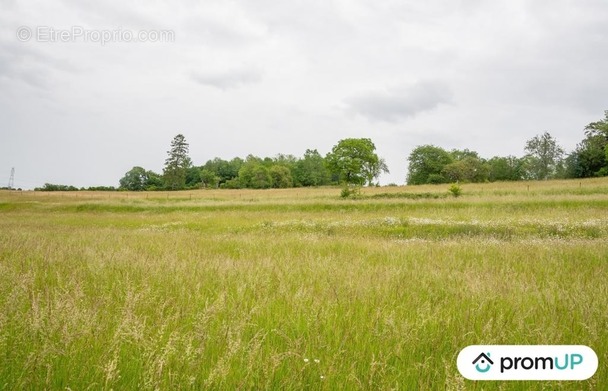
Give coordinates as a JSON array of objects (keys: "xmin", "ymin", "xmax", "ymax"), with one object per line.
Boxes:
[
  {"xmin": 191, "ymin": 67, "xmax": 263, "ymax": 90},
  {"xmin": 345, "ymin": 81, "xmax": 453, "ymax": 123}
]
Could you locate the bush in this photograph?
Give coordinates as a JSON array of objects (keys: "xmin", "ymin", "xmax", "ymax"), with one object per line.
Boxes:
[
  {"xmin": 35, "ymin": 183, "xmax": 79, "ymax": 191},
  {"xmin": 427, "ymin": 174, "xmax": 447, "ymax": 184},
  {"xmin": 340, "ymin": 186, "xmax": 361, "ymax": 198},
  {"xmin": 448, "ymin": 183, "xmax": 462, "ymax": 198}
]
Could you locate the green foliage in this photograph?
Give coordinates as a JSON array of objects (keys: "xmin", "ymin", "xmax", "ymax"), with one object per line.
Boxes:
[
  {"xmin": 81, "ymin": 108, "xmax": 608, "ymax": 191},
  {"xmin": 163, "ymin": 134, "xmax": 192, "ymax": 190},
  {"xmin": 340, "ymin": 187, "xmax": 351, "ymax": 198},
  {"xmin": 407, "ymin": 145, "xmax": 453, "ymax": 185},
  {"xmin": 339, "ymin": 185, "xmax": 361, "ymax": 198},
  {"xmin": 222, "ymin": 178, "xmax": 242, "ymax": 189},
  {"xmin": 238, "ymin": 159, "xmax": 272, "ymax": 189},
  {"xmin": 449, "ymin": 148, "xmax": 479, "ymax": 161},
  {"xmin": 566, "ymin": 111, "xmax": 608, "ymax": 178},
  {"xmin": 441, "ymin": 156, "xmax": 489, "ymax": 183},
  {"xmin": 487, "ymin": 156, "xmax": 524, "ymax": 181},
  {"xmin": 145, "ymin": 170, "xmax": 163, "ymax": 190},
  {"xmin": 200, "ymin": 169, "xmax": 220, "ymax": 188},
  {"xmin": 269, "ymin": 165, "xmax": 293, "ymax": 188},
  {"xmin": 81, "ymin": 186, "xmax": 117, "ymax": 191},
  {"xmin": 201, "ymin": 157, "xmax": 243, "ymax": 186},
  {"xmin": 293, "ymin": 149, "xmax": 331, "ymax": 186},
  {"xmin": 119, "ymin": 166, "xmax": 148, "ymax": 191},
  {"xmin": 426, "ymin": 173, "xmax": 447, "ymax": 184},
  {"xmin": 273, "ymin": 154, "xmax": 298, "ymax": 171},
  {"xmin": 524, "ymin": 132, "xmax": 565, "ymax": 180},
  {"xmin": 185, "ymin": 166, "xmax": 202, "ymax": 188},
  {"xmin": 585, "ymin": 109, "xmax": 608, "ymax": 136},
  {"xmin": 34, "ymin": 183, "xmax": 79, "ymax": 191},
  {"xmin": 448, "ymin": 183, "xmax": 462, "ymax": 197},
  {"xmin": 326, "ymin": 138, "xmax": 388, "ymax": 186}
]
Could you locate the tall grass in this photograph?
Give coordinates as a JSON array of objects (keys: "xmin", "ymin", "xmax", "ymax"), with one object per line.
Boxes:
[{"xmin": 0, "ymin": 178, "xmax": 607, "ymax": 389}]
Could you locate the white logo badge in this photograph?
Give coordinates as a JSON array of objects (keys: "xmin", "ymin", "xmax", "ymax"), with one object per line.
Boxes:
[{"xmin": 457, "ymin": 345, "xmax": 598, "ymax": 380}]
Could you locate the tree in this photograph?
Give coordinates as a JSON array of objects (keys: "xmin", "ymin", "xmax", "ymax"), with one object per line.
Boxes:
[
  {"xmin": 185, "ymin": 166, "xmax": 202, "ymax": 188},
  {"xmin": 273, "ymin": 154, "xmax": 298, "ymax": 171},
  {"xmin": 145, "ymin": 170, "xmax": 163, "ymax": 190},
  {"xmin": 523, "ymin": 132, "xmax": 564, "ymax": 180},
  {"xmin": 566, "ymin": 110, "xmax": 608, "ymax": 178},
  {"xmin": 163, "ymin": 134, "xmax": 192, "ymax": 190},
  {"xmin": 441, "ymin": 156, "xmax": 489, "ymax": 183},
  {"xmin": 449, "ymin": 149, "xmax": 479, "ymax": 161},
  {"xmin": 487, "ymin": 156, "xmax": 524, "ymax": 181},
  {"xmin": 35, "ymin": 183, "xmax": 78, "ymax": 191},
  {"xmin": 363, "ymin": 157, "xmax": 389, "ymax": 186},
  {"xmin": 200, "ymin": 169, "xmax": 220, "ymax": 188},
  {"xmin": 585, "ymin": 109, "xmax": 608, "ymax": 136},
  {"xmin": 269, "ymin": 165, "xmax": 293, "ymax": 188},
  {"xmin": 293, "ymin": 149, "xmax": 331, "ymax": 187},
  {"xmin": 238, "ymin": 156, "xmax": 272, "ymax": 189},
  {"xmin": 202, "ymin": 157, "xmax": 244, "ymax": 186},
  {"xmin": 406, "ymin": 145, "xmax": 453, "ymax": 185},
  {"xmin": 119, "ymin": 166, "xmax": 149, "ymax": 191},
  {"xmin": 326, "ymin": 138, "xmax": 388, "ymax": 186}
]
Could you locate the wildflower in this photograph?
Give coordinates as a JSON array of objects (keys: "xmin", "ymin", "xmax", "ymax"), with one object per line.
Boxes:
[
  {"xmin": 314, "ymin": 359, "xmax": 320, "ymax": 364},
  {"xmin": 303, "ymin": 358, "xmax": 309, "ymax": 363},
  {"xmin": 320, "ymin": 375, "xmax": 325, "ymax": 380}
]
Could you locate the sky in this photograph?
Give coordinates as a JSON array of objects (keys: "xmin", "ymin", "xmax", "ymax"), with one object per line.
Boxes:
[{"xmin": 1, "ymin": 0, "xmax": 607, "ymax": 189}]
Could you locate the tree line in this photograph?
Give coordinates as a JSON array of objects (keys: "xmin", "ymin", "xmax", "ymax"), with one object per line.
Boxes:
[
  {"xmin": 119, "ymin": 136, "xmax": 388, "ymax": 191},
  {"xmin": 407, "ymin": 110, "xmax": 608, "ymax": 184},
  {"xmin": 33, "ymin": 109, "xmax": 607, "ymax": 191}
]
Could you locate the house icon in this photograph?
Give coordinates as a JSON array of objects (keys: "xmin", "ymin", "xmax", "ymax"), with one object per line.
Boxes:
[{"xmin": 472, "ymin": 352, "xmax": 494, "ymax": 373}]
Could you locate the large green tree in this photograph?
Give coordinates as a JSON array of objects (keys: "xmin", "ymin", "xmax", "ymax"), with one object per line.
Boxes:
[
  {"xmin": 326, "ymin": 138, "xmax": 388, "ymax": 186},
  {"xmin": 145, "ymin": 170, "xmax": 163, "ymax": 190},
  {"xmin": 119, "ymin": 167, "xmax": 163, "ymax": 190},
  {"xmin": 487, "ymin": 156, "xmax": 524, "ymax": 181},
  {"xmin": 441, "ymin": 156, "xmax": 489, "ymax": 183},
  {"xmin": 269, "ymin": 165, "xmax": 293, "ymax": 188},
  {"xmin": 185, "ymin": 166, "xmax": 202, "ymax": 188},
  {"xmin": 163, "ymin": 134, "xmax": 192, "ymax": 190},
  {"xmin": 200, "ymin": 169, "xmax": 220, "ymax": 188},
  {"xmin": 119, "ymin": 166, "xmax": 148, "ymax": 191},
  {"xmin": 238, "ymin": 156, "xmax": 272, "ymax": 189},
  {"xmin": 202, "ymin": 157, "xmax": 244, "ymax": 186},
  {"xmin": 406, "ymin": 145, "xmax": 453, "ymax": 185},
  {"xmin": 566, "ymin": 110, "xmax": 608, "ymax": 178},
  {"xmin": 293, "ymin": 149, "xmax": 331, "ymax": 187},
  {"xmin": 523, "ymin": 132, "xmax": 564, "ymax": 180}
]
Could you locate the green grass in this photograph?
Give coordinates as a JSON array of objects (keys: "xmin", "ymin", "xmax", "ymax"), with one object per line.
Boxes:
[{"xmin": 0, "ymin": 178, "xmax": 607, "ymax": 390}]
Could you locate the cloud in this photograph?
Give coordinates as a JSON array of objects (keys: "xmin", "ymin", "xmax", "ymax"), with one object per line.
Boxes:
[
  {"xmin": 0, "ymin": 40, "xmax": 81, "ymax": 90},
  {"xmin": 2, "ymin": 0, "xmax": 607, "ymax": 187},
  {"xmin": 0, "ymin": 43, "xmax": 50, "ymax": 89},
  {"xmin": 181, "ymin": 2, "xmax": 268, "ymax": 47},
  {"xmin": 191, "ymin": 67, "xmax": 263, "ymax": 90},
  {"xmin": 344, "ymin": 80, "xmax": 453, "ymax": 123}
]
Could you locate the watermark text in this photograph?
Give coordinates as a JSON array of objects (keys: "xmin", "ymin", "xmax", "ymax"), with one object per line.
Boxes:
[{"xmin": 16, "ymin": 26, "xmax": 175, "ymax": 45}]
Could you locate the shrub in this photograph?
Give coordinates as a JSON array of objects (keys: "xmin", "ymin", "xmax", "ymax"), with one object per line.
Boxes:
[
  {"xmin": 340, "ymin": 186, "xmax": 361, "ymax": 198},
  {"xmin": 448, "ymin": 183, "xmax": 462, "ymax": 198}
]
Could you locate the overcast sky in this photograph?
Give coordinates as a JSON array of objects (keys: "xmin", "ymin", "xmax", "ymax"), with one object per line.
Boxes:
[{"xmin": 1, "ymin": 0, "xmax": 607, "ymax": 188}]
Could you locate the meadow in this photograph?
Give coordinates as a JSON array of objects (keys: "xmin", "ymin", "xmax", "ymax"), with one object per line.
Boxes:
[{"xmin": 0, "ymin": 179, "xmax": 607, "ymax": 390}]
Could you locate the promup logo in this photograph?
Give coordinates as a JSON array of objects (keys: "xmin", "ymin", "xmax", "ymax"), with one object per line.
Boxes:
[
  {"xmin": 457, "ymin": 345, "xmax": 598, "ymax": 381},
  {"xmin": 472, "ymin": 352, "xmax": 493, "ymax": 373}
]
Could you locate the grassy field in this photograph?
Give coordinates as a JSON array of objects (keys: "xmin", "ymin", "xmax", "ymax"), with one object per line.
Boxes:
[{"xmin": 1, "ymin": 179, "xmax": 607, "ymax": 390}]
